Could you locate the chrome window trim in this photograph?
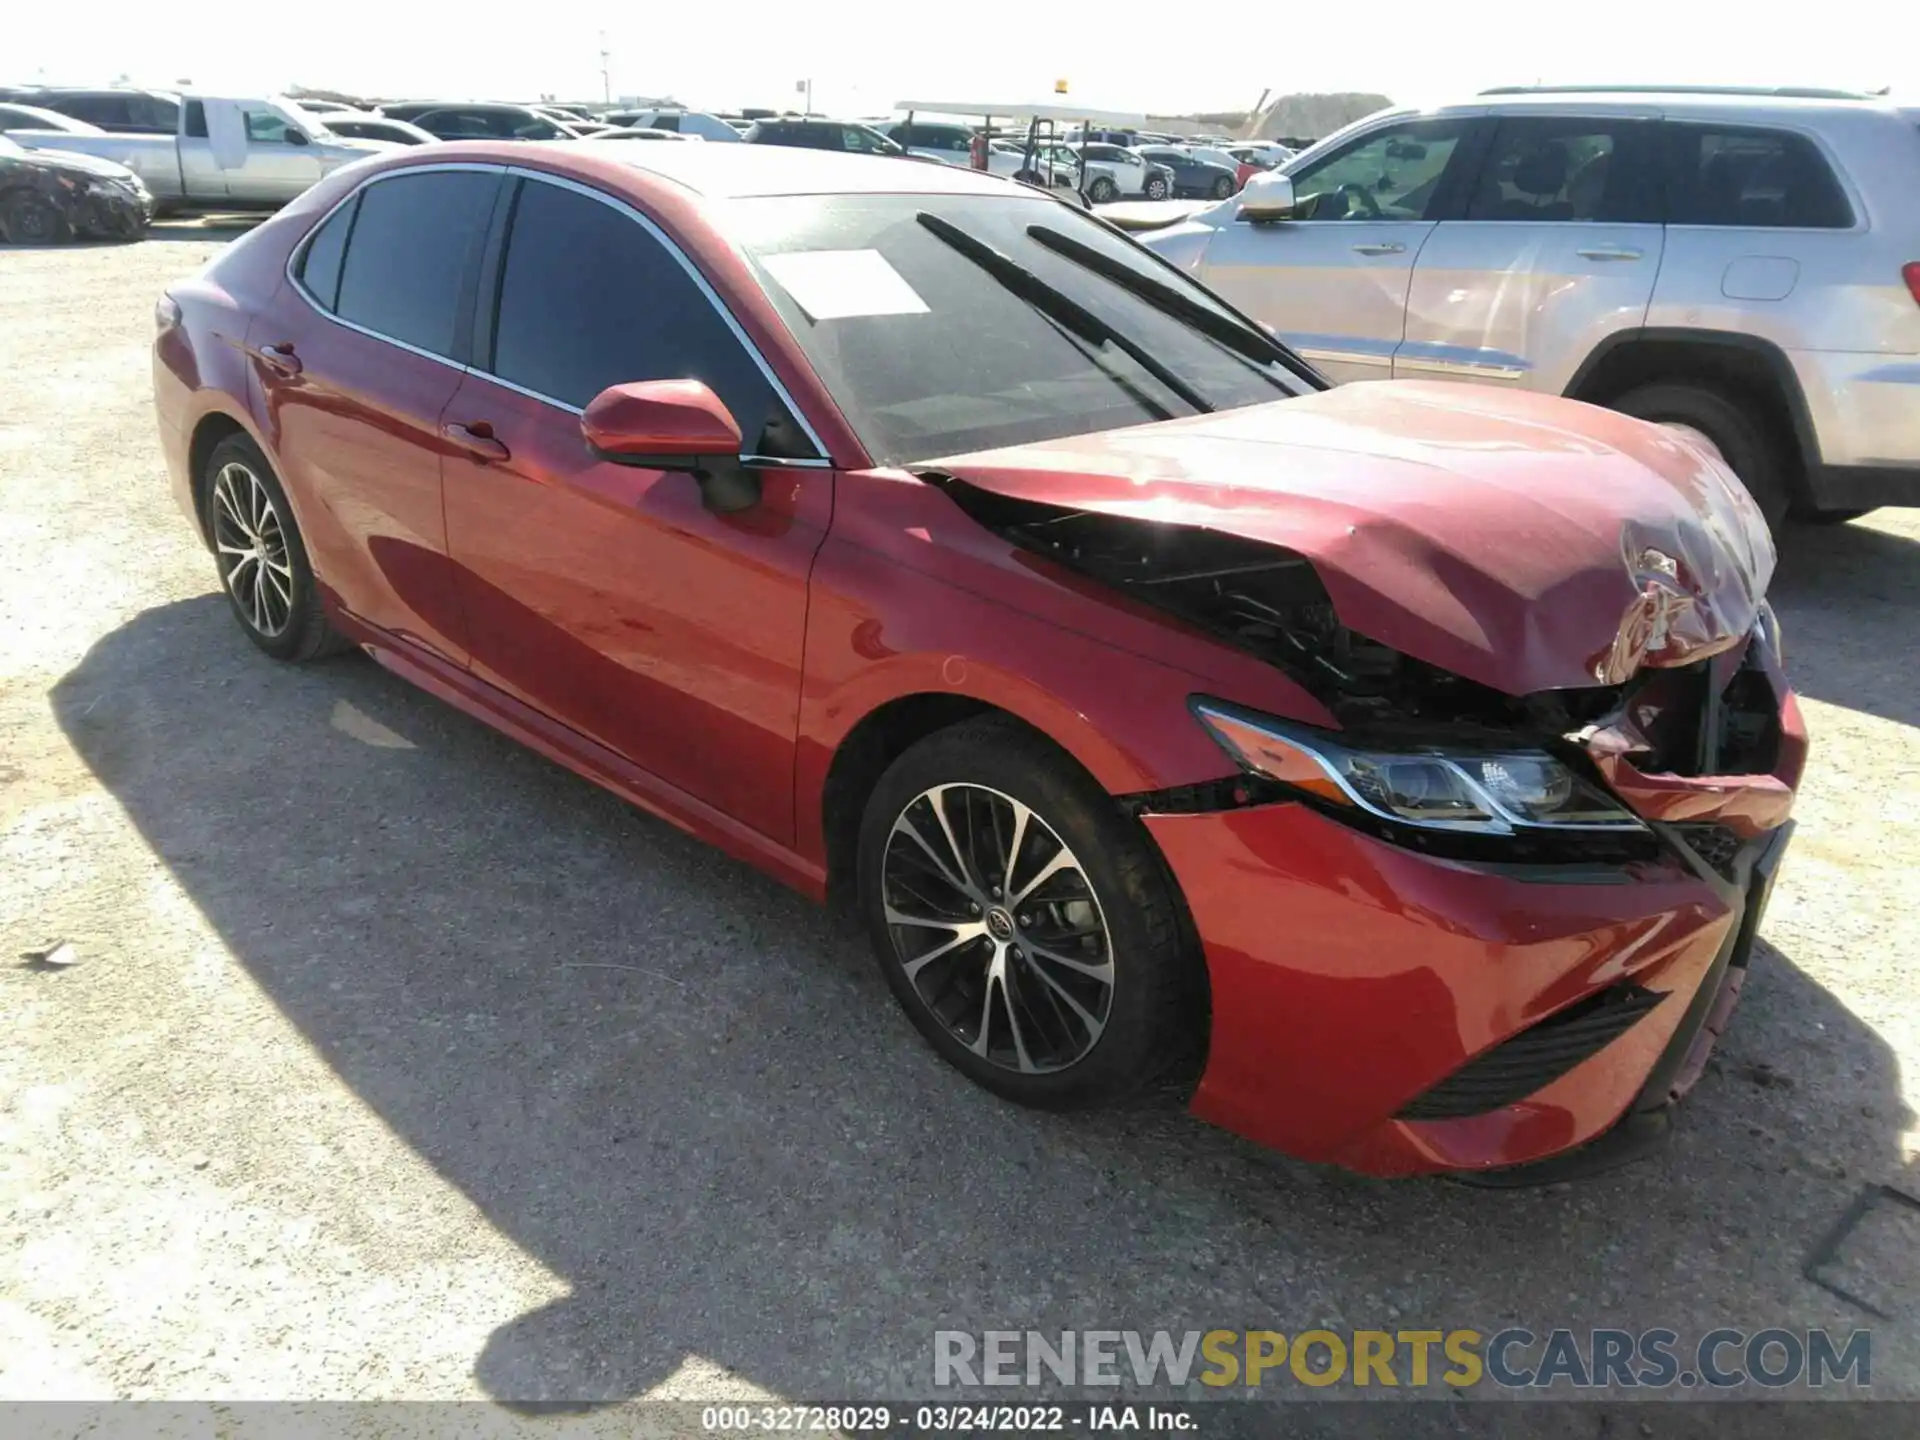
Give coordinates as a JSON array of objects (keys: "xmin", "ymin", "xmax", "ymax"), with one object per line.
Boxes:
[
  {"xmin": 283, "ymin": 161, "xmax": 508, "ymax": 373},
  {"xmin": 499, "ymin": 166, "xmax": 830, "ymax": 461}
]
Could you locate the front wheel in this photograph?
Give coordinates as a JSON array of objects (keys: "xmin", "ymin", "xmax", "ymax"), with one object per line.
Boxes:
[
  {"xmin": 1144, "ymin": 174, "xmax": 1170, "ymax": 200},
  {"xmin": 202, "ymin": 433, "xmax": 351, "ymax": 662},
  {"xmin": 1611, "ymin": 382, "xmax": 1789, "ymax": 531},
  {"xmin": 856, "ymin": 717, "xmax": 1202, "ymax": 1110},
  {"xmin": 1087, "ymin": 176, "xmax": 1118, "ymax": 204},
  {"xmin": 1210, "ymin": 175, "xmax": 1234, "ymax": 200},
  {"xmin": 0, "ymin": 189, "xmax": 72, "ymax": 245}
]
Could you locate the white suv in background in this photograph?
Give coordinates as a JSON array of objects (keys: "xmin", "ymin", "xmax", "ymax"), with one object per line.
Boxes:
[{"xmin": 1143, "ymin": 87, "xmax": 1920, "ymax": 525}]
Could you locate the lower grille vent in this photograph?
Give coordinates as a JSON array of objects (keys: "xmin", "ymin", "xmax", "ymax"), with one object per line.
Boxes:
[{"xmin": 1396, "ymin": 984, "xmax": 1668, "ymax": 1120}]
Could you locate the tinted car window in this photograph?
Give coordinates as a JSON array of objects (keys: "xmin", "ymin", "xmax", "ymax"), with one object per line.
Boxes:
[
  {"xmin": 486, "ymin": 178, "xmax": 806, "ymax": 455},
  {"xmin": 1467, "ymin": 117, "xmax": 1648, "ymax": 223},
  {"xmin": 296, "ymin": 194, "xmax": 357, "ymax": 311},
  {"xmin": 1665, "ymin": 124, "xmax": 1852, "ymax": 228},
  {"xmin": 184, "ymin": 101, "xmax": 207, "ymax": 138},
  {"xmin": 243, "ymin": 107, "xmax": 298, "ymax": 144},
  {"xmin": 731, "ymin": 192, "xmax": 1308, "ymax": 464},
  {"xmin": 128, "ymin": 93, "xmax": 178, "ymax": 132},
  {"xmin": 1288, "ymin": 119, "xmax": 1469, "ymax": 221},
  {"xmin": 334, "ymin": 170, "xmax": 497, "ymax": 356},
  {"xmin": 57, "ymin": 94, "xmax": 131, "ymax": 129}
]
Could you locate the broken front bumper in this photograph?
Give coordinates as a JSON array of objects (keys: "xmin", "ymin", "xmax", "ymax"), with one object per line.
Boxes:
[{"xmin": 1144, "ymin": 801, "xmax": 1790, "ymax": 1179}]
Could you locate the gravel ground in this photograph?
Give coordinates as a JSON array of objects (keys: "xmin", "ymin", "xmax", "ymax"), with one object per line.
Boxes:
[{"xmin": 1, "ymin": 226, "xmax": 1916, "ymax": 1412}]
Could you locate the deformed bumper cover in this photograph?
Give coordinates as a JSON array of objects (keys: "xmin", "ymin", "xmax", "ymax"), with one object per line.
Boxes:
[{"xmin": 1145, "ymin": 802, "xmax": 1743, "ymax": 1177}]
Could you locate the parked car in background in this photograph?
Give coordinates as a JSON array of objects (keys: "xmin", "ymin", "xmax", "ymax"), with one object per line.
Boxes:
[
  {"xmin": 871, "ymin": 121, "xmax": 1074, "ymax": 187},
  {"xmin": 603, "ymin": 109, "xmax": 741, "ymax": 142},
  {"xmin": 742, "ymin": 117, "xmax": 908, "ymax": 156},
  {"xmin": 0, "ymin": 102, "xmax": 107, "ymax": 142},
  {"xmin": 1070, "ymin": 142, "xmax": 1173, "ymax": 201},
  {"xmin": 0, "ymin": 135, "xmax": 151, "ymax": 242},
  {"xmin": 321, "ymin": 114, "xmax": 438, "ymax": 147},
  {"xmin": 291, "ymin": 99, "xmax": 357, "ymax": 115},
  {"xmin": 1142, "ymin": 86, "xmax": 1920, "ymax": 526},
  {"xmin": 153, "ymin": 142, "xmax": 1802, "ymax": 1183},
  {"xmin": 7, "ymin": 87, "xmax": 180, "ymax": 134},
  {"xmin": 594, "ymin": 127, "xmax": 699, "ymax": 142},
  {"xmin": 9, "ymin": 95, "xmax": 393, "ymax": 212},
  {"xmin": 1228, "ymin": 141, "xmax": 1294, "ymax": 168},
  {"xmin": 386, "ymin": 103, "xmax": 575, "ymax": 142},
  {"xmin": 1134, "ymin": 144, "xmax": 1238, "ymax": 199}
]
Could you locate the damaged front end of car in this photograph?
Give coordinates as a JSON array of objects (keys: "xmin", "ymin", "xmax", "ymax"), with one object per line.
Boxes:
[{"xmin": 917, "ymin": 432, "xmax": 1804, "ymax": 1178}]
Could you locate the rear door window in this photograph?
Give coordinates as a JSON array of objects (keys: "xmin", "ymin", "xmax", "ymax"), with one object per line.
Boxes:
[
  {"xmin": 482, "ymin": 177, "xmax": 808, "ymax": 456},
  {"xmin": 1663, "ymin": 124, "xmax": 1852, "ymax": 228},
  {"xmin": 1466, "ymin": 116, "xmax": 1658, "ymax": 223},
  {"xmin": 332, "ymin": 169, "xmax": 499, "ymax": 357},
  {"xmin": 296, "ymin": 194, "xmax": 358, "ymax": 311}
]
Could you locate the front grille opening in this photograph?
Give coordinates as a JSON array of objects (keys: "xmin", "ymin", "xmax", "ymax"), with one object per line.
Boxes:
[
  {"xmin": 1395, "ymin": 983, "xmax": 1668, "ymax": 1121},
  {"xmin": 1672, "ymin": 822, "xmax": 1743, "ymax": 881},
  {"xmin": 1624, "ymin": 646, "xmax": 1781, "ymax": 780}
]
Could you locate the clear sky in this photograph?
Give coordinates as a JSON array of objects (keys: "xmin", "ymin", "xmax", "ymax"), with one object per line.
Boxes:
[{"xmin": 11, "ymin": 0, "xmax": 1914, "ymax": 118}]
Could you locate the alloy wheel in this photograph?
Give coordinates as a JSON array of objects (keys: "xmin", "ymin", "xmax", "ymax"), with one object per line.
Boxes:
[
  {"xmin": 211, "ymin": 461, "xmax": 294, "ymax": 637},
  {"xmin": 881, "ymin": 783, "xmax": 1114, "ymax": 1074}
]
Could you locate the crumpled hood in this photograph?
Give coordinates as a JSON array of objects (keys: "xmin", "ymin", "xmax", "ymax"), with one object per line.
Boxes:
[
  {"xmin": 12, "ymin": 146, "xmax": 140, "ymax": 182},
  {"xmin": 926, "ymin": 381, "xmax": 1775, "ymax": 695}
]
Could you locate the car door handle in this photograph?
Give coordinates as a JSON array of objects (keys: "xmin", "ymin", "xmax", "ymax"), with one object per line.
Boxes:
[
  {"xmin": 248, "ymin": 341, "xmax": 301, "ymax": 377},
  {"xmin": 1576, "ymin": 246, "xmax": 1644, "ymax": 261},
  {"xmin": 1350, "ymin": 242, "xmax": 1406, "ymax": 256},
  {"xmin": 442, "ymin": 421, "xmax": 510, "ymax": 463}
]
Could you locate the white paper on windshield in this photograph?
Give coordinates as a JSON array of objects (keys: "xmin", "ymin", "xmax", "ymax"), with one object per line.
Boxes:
[{"xmin": 761, "ymin": 249, "xmax": 929, "ymax": 321}]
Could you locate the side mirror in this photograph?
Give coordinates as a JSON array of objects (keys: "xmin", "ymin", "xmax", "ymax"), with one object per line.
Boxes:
[
  {"xmin": 283, "ymin": 129, "xmax": 311, "ymax": 147},
  {"xmin": 582, "ymin": 379, "xmax": 761, "ymax": 513},
  {"xmin": 1238, "ymin": 171, "xmax": 1296, "ymax": 223}
]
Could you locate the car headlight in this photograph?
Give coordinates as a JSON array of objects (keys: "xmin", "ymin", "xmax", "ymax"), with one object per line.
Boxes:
[{"xmin": 1192, "ymin": 699, "xmax": 1646, "ymax": 834}]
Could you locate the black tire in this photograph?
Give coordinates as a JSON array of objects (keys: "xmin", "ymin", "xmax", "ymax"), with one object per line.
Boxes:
[
  {"xmin": 1210, "ymin": 175, "xmax": 1234, "ymax": 200},
  {"xmin": 1144, "ymin": 175, "xmax": 1170, "ymax": 200},
  {"xmin": 1610, "ymin": 382, "xmax": 1789, "ymax": 530},
  {"xmin": 202, "ymin": 433, "xmax": 352, "ymax": 662},
  {"xmin": 1088, "ymin": 176, "xmax": 1118, "ymax": 204},
  {"xmin": 0, "ymin": 189, "xmax": 72, "ymax": 245},
  {"xmin": 856, "ymin": 716, "xmax": 1201, "ymax": 1110}
]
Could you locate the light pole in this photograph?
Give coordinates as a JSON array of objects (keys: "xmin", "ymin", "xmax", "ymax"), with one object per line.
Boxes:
[{"xmin": 599, "ymin": 31, "xmax": 611, "ymax": 105}]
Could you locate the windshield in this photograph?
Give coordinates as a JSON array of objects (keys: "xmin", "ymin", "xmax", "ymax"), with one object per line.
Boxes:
[{"xmin": 730, "ymin": 192, "xmax": 1314, "ymax": 465}]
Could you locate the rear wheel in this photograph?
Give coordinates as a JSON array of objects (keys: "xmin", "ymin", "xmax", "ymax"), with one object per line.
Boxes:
[
  {"xmin": 856, "ymin": 717, "xmax": 1201, "ymax": 1110},
  {"xmin": 0, "ymin": 189, "xmax": 71, "ymax": 245},
  {"xmin": 202, "ymin": 433, "xmax": 351, "ymax": 662},
  {"xmin": 1144, "ymin": 174, "xmax": 1170, "ymax": 200},
  {"xmin": 1611, "ymin": 382, "xmax": 1789, "ymax": 531},
  {"xmin": 1210, "ymin": 174, "xmax": 1234, "ymax": 199},
  {"xmin": 1088, "ymin": 176, "xmax": 1118, "ymax": 204}
]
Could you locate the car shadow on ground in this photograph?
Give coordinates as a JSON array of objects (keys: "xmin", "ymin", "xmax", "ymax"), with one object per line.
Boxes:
[
  {"xmin": 50, "ymin": 592, "xmax": 1915, "ymax": 1409},
  {"xmin": 1771, "ymin": 518, "xmax": 1920, "ymax": 729}
]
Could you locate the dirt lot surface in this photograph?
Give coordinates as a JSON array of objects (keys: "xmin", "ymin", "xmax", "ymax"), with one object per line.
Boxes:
[{"xmin": 2, "ymin": 225, "xmax": 1917, "ymax": 1412}]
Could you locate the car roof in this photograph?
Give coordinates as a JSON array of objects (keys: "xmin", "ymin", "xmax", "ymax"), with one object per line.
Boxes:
[
  {"xmin": 1422, "ymin": 88, "xmax": 1910, "ymax": 122},
  {"xmin": 549, "ymin": 139, "xmax": 1017, "ymax": 197}
]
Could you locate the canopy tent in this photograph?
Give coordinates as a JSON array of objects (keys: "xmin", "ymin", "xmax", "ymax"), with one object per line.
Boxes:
[{"xmin": 892, "ymin": 100, "xmax": 1149, "ymax": 128}]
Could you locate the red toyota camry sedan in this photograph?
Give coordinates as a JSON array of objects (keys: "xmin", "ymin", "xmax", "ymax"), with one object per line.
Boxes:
[{"xmin": 152, "ymin": 142, "xmax": 1804, "ymax": 1182}]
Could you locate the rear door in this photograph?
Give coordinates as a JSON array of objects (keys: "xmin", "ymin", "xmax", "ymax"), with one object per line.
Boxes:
[
  {"xmin": 439, "ymin": 173, "xmax": 832, "ymax": 841},
  {"xmin": 253, "ymin": 165, "xmax": 502, "ymax": 666},
  {"xmin": 1194, "ymin": 117, "xmax": 1479, "ymax": 383},
  {"xmin": 1398, "ymin": 113, "xmax": 1663, "ymax": 391}
]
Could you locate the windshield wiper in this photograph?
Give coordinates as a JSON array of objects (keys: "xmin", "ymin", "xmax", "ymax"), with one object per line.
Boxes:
[
  {"xmin": 915, "ymin": 211, "xmax": 1213, "ymax": 415},
  {"xmin": 1025, "ymin": 224, "xmax": 1322, "ymax": 387}
]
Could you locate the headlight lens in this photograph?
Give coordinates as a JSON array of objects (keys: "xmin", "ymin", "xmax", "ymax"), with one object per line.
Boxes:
[{"xmin": 1193, "ymin": 700, "xmax": 1645, "ymax": 835}]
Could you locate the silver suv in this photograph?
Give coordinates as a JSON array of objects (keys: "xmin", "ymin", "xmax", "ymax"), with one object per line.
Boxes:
[{"xmin": 1142, "ymin": 86, "xmax": 1920, "ymax": 526}]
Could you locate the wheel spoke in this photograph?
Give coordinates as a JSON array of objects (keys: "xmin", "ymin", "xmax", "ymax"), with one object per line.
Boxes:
[
  {"xmin": 1008, "ymin": 847, "xmax": 1074, "ymax": 909},
  {"xmin": 926, "ymin": 786, "xmax": 981, "ymax": 895},
  {"xmin": 1025, "ymin": 942, "xmax": 1114, "ymax": 985},
  {"xmin": 891, "ymin": 814, "xmax": 970, "ymax": 897},
  {"xmin": 997, "ymin": 799, "xmax": 1031, "ymax": 899},
  {"xmin": 967, "ymin": 948, "xmax": 1002, "ymax": 1057},
  {"xmin": 1019, "ymin": 949, "xmax": 1106, "ymax": 1044},
  {"xmin": 999, "ymin": 964, "xmax": 1039, "ymax": 1072},
  {"xmin": 895, "ymin": 919, "xmax": 989, "ymax": 980}
]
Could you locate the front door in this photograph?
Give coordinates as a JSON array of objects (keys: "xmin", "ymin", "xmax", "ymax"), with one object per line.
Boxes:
[
  {"xmin": 1194, "ymin": 117, "xmax": 1477, "ymax": 384},
  {"xmin": 1399, "ymin": 114, "xmax": 1664, "ymax": 392},
  {"xmin": 441, "ymin": 173, "xmax": 832, "ymax": 843}
]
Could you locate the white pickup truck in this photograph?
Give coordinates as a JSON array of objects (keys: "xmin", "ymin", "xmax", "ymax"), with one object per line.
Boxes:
[{"xmin": 8, "ymin": 95, "xmax": 396, "ymax": 212}]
